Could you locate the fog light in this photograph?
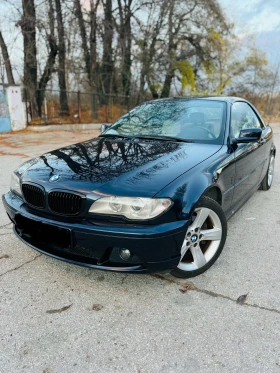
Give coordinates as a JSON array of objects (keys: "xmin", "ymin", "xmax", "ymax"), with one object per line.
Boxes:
[{"xmin": 119, "ymin": 248, "xmax": 131, "ymax": 261}]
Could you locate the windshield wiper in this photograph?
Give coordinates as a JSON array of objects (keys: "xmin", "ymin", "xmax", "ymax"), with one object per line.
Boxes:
[
  {"xmin": 100, "ymin": 133, "xmax": 194, "ymax": 143},
  {"xmin": 134, "ymin": 135, "xmax": 194, "ymax": 143},
  {"xmin": 100, "ymin": 133, "xmax": 135, "ymax": 139}
]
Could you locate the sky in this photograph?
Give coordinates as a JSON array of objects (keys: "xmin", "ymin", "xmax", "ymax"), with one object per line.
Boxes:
[{"xmin": 219, "ymin": 0, "xmax": 280, "ymax": 64}]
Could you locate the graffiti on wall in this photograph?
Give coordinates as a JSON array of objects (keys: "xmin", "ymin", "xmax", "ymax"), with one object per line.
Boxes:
[
  {"xmin": 0, "ymin": 89, "xmax": 11, "ymax": 132},
  {"xmin": 0, "ymin": 90, "xmax": 9, "ymax": 116}
]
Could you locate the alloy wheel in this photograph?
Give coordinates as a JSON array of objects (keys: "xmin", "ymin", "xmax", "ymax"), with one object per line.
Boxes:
[
  {"xmin": 268, "ymin": 155, "xmax": 275, "ymax": 187},
  {"xmin": 178, "ymin": 207, "xmax": 222, "ymax": 271}
]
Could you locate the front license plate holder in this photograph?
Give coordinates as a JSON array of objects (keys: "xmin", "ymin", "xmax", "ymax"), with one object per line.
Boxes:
[{"xmin": 15, "ymin": 214, "xmax": 71, "ymax": 249}]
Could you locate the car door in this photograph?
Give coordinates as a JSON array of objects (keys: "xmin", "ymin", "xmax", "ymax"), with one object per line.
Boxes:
[{"xmin": 230, "ymin": 102, "xmax": 267, "ymax": 206}]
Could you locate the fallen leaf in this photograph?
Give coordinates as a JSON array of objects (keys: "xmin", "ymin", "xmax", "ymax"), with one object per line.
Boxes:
[
  {"xmin": 46, "ymin": 304, "xmax": 72, "ymax": 314},
  {"xmin": 179, "ymin": 288, "xmax": 189, "ymax": 293},
  {"xmin": 0, "ymin": 254, "xmax": 9, "ymax": 260},
  {"xmin": 90, "ymin": 304, "xmax": 104, "ymax": 311},
  {"xmin": 179, "ymin": 282, "xmax": 195, "ymax": 293},
  {"xmin": 43, "ymin": 369, "xmax": 50, "ymax": 373},
  {"xmin": 236, "ymin": 293, "xmax": 249, "ymax": 305}
]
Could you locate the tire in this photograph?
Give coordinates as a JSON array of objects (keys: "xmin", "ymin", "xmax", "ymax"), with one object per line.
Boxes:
[
  {"xmin": 259, "ymin": 154, "xmax": 275, "ymax": 191},
  {"xmin": 171, "ymin": 196, "xmax": 227, "ymax": 279}
]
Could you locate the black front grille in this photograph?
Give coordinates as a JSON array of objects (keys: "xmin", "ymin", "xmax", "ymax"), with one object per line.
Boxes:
[
  {"xmin": 48, "ymin": 191, "xmax": 82, "ymax": 215},
  {"xmin": 22, "ymin": 183, "xmax": 45, "ymax": 208}
]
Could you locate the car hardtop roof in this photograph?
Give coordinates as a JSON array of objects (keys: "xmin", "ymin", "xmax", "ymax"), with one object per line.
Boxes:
[{"xmin": 141, "ymin": 96, "xmax": 248, "ymax": 105}]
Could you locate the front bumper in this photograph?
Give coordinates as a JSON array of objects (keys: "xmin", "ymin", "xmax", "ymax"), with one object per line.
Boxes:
[{"xmin": 2, "ymin": 192, "xmax": 189, "ymax": 273}]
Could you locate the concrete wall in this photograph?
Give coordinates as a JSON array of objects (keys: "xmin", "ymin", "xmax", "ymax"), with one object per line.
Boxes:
[{"xmin": 6, "ymin": 86, "xmax": 26, "ymax": 131}]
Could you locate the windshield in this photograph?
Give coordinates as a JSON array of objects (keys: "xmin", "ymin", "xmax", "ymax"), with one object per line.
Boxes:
[{"xmin": 104, "ymin": 99, "xmax": 226, "ymax": 144}]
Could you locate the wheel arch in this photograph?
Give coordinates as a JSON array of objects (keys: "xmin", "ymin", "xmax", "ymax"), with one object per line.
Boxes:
[
  {"xmin": 177, "ymin": 173, "xmax": 224, "ymax": 220},
  {"xmin": 201, "ymin": 185, "xmax": 222, "ymax": 205}
]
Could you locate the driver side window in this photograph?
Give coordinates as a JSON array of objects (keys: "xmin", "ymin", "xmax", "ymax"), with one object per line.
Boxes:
[{"xmin": 230, "ymin": 102, "xmax": 264, "ymax": 138}]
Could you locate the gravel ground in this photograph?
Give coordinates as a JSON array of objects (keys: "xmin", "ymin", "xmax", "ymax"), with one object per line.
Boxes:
[{"xmin": 0, "ymin": 126, "xmax": 280, "ymax": 373}]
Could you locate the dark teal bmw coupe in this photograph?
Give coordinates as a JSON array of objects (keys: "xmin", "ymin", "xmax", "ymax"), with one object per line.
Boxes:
[{"xmin": 2, "ymin": 97, "xmax": 275, "ymax": 278}]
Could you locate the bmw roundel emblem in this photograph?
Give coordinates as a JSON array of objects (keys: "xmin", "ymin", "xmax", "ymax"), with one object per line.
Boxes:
[
  {"xmin": 191, "ymin": 235, "xmax": 198, "ymax": 242},
  {"xmin": 49, "ymin": 174, "xmax": 60, "ymax": 182}
]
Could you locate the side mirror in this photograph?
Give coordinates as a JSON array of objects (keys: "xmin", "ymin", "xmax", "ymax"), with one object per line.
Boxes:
[
  {"xmin": 100, "ymin": 124, "xmax": 110, "ymax": 133},
  {"xmin": 232, "ymin": 128, "xmax": 262, "ymax": 144}
]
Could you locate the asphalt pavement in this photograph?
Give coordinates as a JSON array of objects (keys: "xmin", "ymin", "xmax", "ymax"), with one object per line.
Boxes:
[{"xmin": 0, "ymin": 125, "xmax": 280, "ymax": 373}]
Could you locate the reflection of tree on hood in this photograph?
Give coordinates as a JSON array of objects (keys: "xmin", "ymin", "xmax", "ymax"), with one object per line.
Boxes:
[{"xmin": 38, "ymin": 137, "xmax": 188, "ymax": 183}]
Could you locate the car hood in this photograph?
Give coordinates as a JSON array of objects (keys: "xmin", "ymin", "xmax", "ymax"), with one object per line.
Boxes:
[{"xmin": 21, "ymin": 137, "xmax": 221, "ymax": 197}]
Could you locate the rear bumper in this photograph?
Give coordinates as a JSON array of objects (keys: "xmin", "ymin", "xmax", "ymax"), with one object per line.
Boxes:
[{"xmin": 3, "ymin": 192, "xmax": 189, "ymax": 273}]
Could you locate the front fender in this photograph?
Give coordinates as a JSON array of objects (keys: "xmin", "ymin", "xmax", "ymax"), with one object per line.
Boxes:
[
  {"xmin": 155, "ymin": 167, "xmax": 216, "ymax": 220},
  {"xmin": 154, "ymin": 145, "xmax": 232, "ymax": 220}
]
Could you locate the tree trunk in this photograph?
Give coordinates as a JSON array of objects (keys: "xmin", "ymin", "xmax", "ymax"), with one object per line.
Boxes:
[
  {"xmin": 138, "ymin": 39, "xmax": 147, "ymax": 102},
  {"xmin": 101, "ymin": 0, "xmax": 114, "ymax": 102},
  {"xmin": 73, "ymin": 0, "xmax": 90, "ymax": 81},
  {"xmin": 0, "ymin": 31, "xmax": 15, "ymax": 85},
  {"xmin": 123, "ymin": 9, "xmax": 132, "ymax": 102},
  {"xmin": 90, "ymin": 0, "xmax": 99, "ymax": 118},
  {"xmin": 0, "ymin": 55, "xmax": 5, "ymax": 86},
  {"xmin": 160, "ymin": 64, "xmax": 175, "ymax": 98},
  {"xmin": 54, "ymin": 0, "xmax": 69, "ymax": 116},
  {"xmin": 37, "ymin": 0, "xmax": 58, "ymax": 116},
  {"xmin": 37, "ymin": 36, "xmax": 58, "ymax": 115},
  {"xmin": 117, "ymin": 0, "xmax": 132, "ymax": 101},
  {"xmin": 160, "ymin": 0, "xmax": 175, "ymax": 98},
  {"xmin": 147, "ymin": 78, "xmax": 159, "ymax": 99},
  {"xmin": 74, "ymin": 0, "xmax": 99, "ymax": 118},
  {"xmin": 48, "ymin": 0, "xmax": 55, "ymax": 37},
  {"xmin": 20, "ymin": 0, "xmax": 38, "ymax": 117}
]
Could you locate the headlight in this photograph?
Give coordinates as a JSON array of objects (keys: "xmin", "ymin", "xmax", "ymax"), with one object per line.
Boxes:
[
  {"xmin": 89, "ymin": 196, "xmax": 172, "ymax": 220},
  {"xmin": 16, "ymin": 158, "xmax": 38, "ymax": 176},
  {"xmin": 10, "ymin": 172, "xmax": 22, "ymax": 196}
]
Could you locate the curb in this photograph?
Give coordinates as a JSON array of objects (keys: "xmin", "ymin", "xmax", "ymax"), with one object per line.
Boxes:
[{"xmin": 26, "ymin": 123, "xmax": 105, "ymax": 132}]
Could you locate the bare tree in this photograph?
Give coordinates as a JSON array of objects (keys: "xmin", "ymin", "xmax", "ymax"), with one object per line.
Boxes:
[
  {"xmin": 73, "ymin": 0, "xmax": 100, "ymax": 117},
  {"xmin": 116, "ymin": 0, "xmax": 132, "ymax": 99},
  {"xmin": 101, "ymin": 0, "xmax": 114, "ymax": 98},
  {"xmin": 18, "ymin": 0, "xmax": 38, "ymax": 117},
  {"xmin": 37, "ymin": 0, "xmax": 58, "ymax": 115},
  {"xmin": 0, "ymin": 30, "xmax": 15, "ymax": 85},
  {"xmin": 89, "ymin": 0, "xmax": 100, "ymax": 116},
  {"xmin": 136, "ymin": 0, "xmax": 168, "ymax": 100},
  {"xmin": 73, "ymin": 0, "xmax": 91, "ymax": 81},
  {"xmin": 160, "ymin": 0, "xmax": 175, "ymax": 98},
  {"xmin": 265, "ymin": 61, "xmax": 280, "ymax": 116},
  {"xmin": 0, "ymin": 54, "xmax": 5, "ymax": 86},
  {"xmin": 54, "ymin": 0, "xmax": 69, "ymax": 115}
]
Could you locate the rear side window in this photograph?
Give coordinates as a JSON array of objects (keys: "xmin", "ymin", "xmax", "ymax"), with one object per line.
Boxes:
[{"xmin": 230, "ymin": 102, "xmax": 264, "ymax": 138}]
